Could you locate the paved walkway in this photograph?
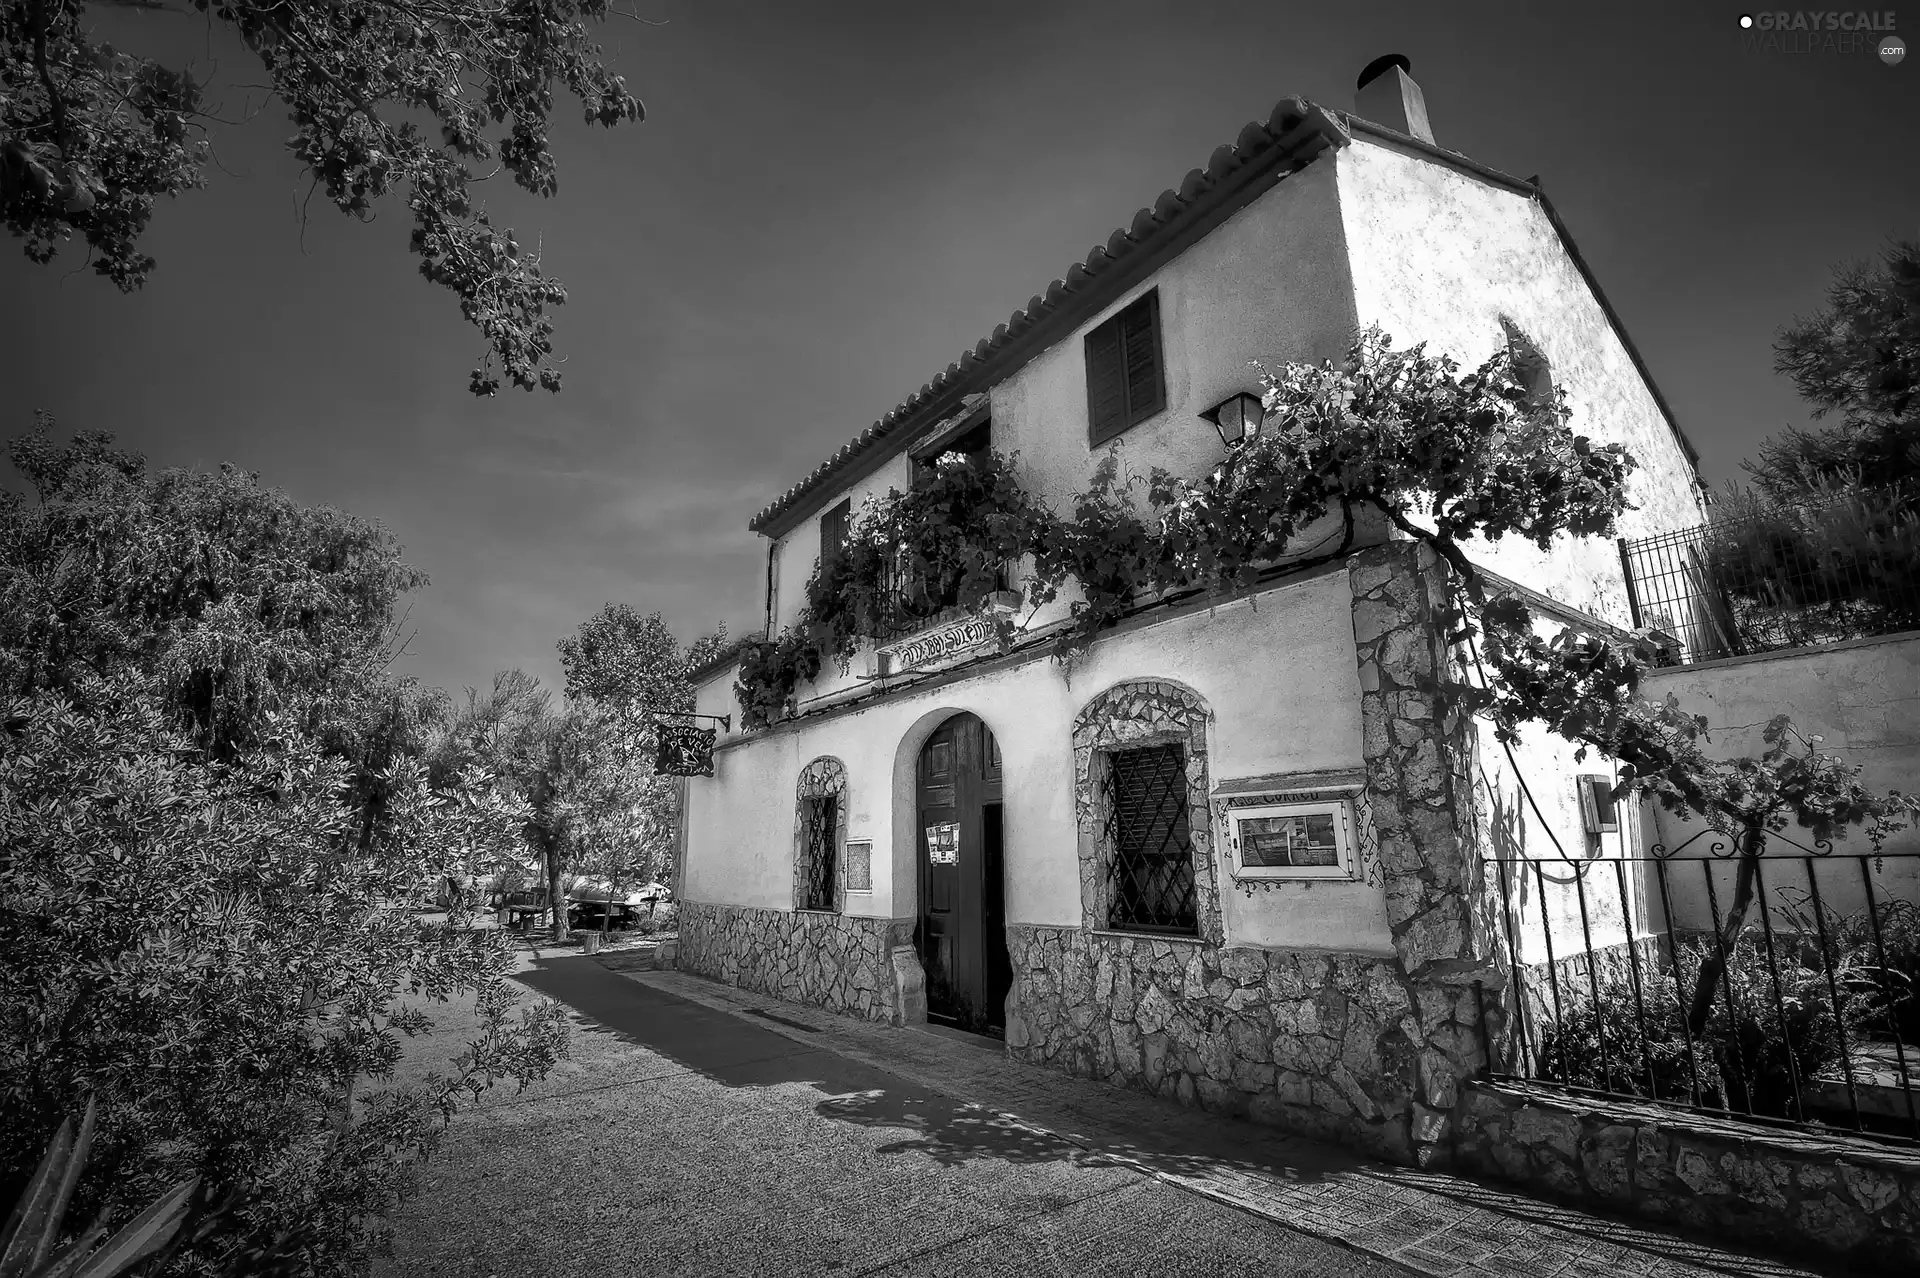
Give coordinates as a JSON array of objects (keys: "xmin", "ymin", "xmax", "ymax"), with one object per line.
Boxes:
[
  {"xmin": 379, "ymin": 950, "xmax": 1834, "ymax": 1278},
  {"xmin": 594, "ymin": 961, "xmax": 1833, "ymax": 1278}
]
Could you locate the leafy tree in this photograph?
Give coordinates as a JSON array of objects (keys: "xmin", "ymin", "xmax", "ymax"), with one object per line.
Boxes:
[
  {"xmin": 1692, "ymin": 241, "xmax": 1920, "ymax": 654},
  {"xmin": 1, "ymin": 0, "xmax": 645, "ymax": 396},
  {"xmin": 0, "ymin": 425, "xmax": 571, "ymax": 1275},
  {"xmin": 558, "ymin": 603, "xmax": 725, "ymax": 898},
  {"xmin": 558, "ymin": 604, "xmax": 725, "ymax": 726},
  {"xmin": 434, "ymin": 671, "xmax": 670, "ymax": 943},
  {"xmin": 1758, "ymin": 238, "xmax": 1919, "ymax": 498}
]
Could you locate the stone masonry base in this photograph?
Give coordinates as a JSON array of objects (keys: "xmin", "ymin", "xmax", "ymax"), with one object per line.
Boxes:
[
  {"xmin": 1454, "ymin": 1079, "xmax": 1920, "ymax": 1273},
  {"xmin": 676, "ymin": 902, "xmax": 911, "ymax": 1025},
  {"xmin": 1004, "ymin": 924, "xmax": 1442, "ymax": 1164}
]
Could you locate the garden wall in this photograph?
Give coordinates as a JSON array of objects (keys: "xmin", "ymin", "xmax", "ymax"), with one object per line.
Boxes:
[
  {"xmin": 1454, "ymin": 1079, "xmax": 1920, "ymax": 1273},
  {"xmin": 1640, "ymin": 630, "xmax": 1920, "ymax": 917}
]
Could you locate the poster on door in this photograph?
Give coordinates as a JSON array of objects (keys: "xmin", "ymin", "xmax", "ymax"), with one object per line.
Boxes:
[{"xmin": 925, "ymin": 822, "xmax": 959, "ymax": 865}]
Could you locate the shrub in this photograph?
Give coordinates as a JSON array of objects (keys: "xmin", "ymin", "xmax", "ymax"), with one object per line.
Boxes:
[
  {"xmin": 1535, "ymin": 931, "xmax": 1860, "ymax": 1120},
  {"xmin": 0, "ymin": 677, "xmax": 571, "ymax": 1275}
]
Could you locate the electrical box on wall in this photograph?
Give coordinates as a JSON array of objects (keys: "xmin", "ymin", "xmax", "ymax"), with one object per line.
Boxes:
[{"xmin": 1577, "ymin": 775, "xmax": 1619, "ymax": 835}]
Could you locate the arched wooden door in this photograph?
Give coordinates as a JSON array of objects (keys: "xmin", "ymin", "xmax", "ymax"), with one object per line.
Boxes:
[{"xmin": 916, "ymin": 713, "xmax": 1012, "ymax": 1035}]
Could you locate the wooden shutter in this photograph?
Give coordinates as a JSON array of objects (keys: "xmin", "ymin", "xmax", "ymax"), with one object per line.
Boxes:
[
  {"xmin": 819, "ymin": 499, "xmax": 850, "ymax": 575},
  {"xmin": 1120, "ymin": 292, "xmax": 1165, "ymax": 422},
  {"xmin": 1085, "ymin": 290, "xmax": 1164, "ymax": 446},
  {"xmin": 1085, "ymin": 315, "xmax": 1128, "ymax": 445}
]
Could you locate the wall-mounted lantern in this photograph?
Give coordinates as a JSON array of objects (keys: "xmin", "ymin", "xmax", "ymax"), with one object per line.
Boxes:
[{"xmin": 1199, "ymin": 391, "xmax": 1266, "ymax": 448}]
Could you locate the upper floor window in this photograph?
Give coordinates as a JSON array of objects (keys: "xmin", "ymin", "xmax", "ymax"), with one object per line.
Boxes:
[
  {"xmin": 820, "ymin": 499, "xmax": 851, "ymax": 576},
  {"xmin": 1085, "ymin": 290, "xmax": 1166, "ymax": 447},
  {"xmin": 911, "ymin": 417, "xmax": 991, "ymax": 490}
]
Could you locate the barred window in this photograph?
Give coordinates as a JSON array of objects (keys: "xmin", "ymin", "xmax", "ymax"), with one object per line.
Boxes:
[
  {"xmin": 1104, "ymin": 743, "xmax": 1198, "ymax": 935},
  {"xmin": 800, "ymin": 794, "xmax": 838, "ymax": 912},
  {"xmin": 794, "ymin": 757, "xmax": 847, "ymax": 913}
]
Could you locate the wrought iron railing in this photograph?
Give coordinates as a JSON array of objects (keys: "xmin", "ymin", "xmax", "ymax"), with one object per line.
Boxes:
[
  {"xmin": 1620, "ymin": 498, "xmax": 1920, "ymax": 664},
  {"xmin": 1482, "ymin": 840, "xmax": 1920, "ymax": 1147},
  {"xmin": 872, "ymin": 556, "xmax": 1015, "ymax": 643}
]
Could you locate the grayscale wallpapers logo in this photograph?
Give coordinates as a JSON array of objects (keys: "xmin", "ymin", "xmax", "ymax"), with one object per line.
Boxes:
[{"xmin": 1736, "ymin": 11, "xmax": 1904, "ymax": 59}]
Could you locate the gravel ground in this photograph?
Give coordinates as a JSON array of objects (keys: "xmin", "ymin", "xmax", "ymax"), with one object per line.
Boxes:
[{"xmin": 373, "ymin": 949, "xmax": 1406, "ymax": 1278}]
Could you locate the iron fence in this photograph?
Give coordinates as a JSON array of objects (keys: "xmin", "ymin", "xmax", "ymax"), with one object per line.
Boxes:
[
  {"xmin": 1619, "ymin": 498, "xmax": 1920, "ymax": 665},
  {"xmin": 1483, "ymin": 841, "xmax": 1920, "ymax": 1147}
]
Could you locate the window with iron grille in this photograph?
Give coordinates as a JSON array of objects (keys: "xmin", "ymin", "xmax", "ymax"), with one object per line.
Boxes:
[
  {"xmin": 800, "ymin": 794, "xmax": 838, "ymax": 912},
  {"xmin": 1085, "ymin": 290, "xmax": 1166, "ymax": 447},
  {"xmin": 1103, "ymin": 743, "xmax": 1198, "ymax": 934}
]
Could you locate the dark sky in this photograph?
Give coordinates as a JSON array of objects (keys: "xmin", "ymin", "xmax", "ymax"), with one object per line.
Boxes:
[{"xmin": 5, "ymin": 0, "xmax": 1914, "ymax": 699}]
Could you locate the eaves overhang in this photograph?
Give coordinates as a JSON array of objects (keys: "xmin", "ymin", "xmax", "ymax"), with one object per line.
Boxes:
[
  {"xmin": 748, "ymin": 97, "xmax": 1703, "ymax": 542},
  {"xmin": 747, "ymin": 97, "xmax": 1350, "ymax": 540}
]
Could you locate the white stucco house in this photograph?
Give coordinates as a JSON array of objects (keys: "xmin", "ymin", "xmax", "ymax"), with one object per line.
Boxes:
[{"xmin": 672, "ymin": 57, "xmax": 1709, "ymax": 1163}]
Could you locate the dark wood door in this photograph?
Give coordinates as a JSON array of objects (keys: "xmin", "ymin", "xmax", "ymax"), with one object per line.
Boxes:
[{"xmin": 917, "ymin": 713, "xmax": 1009, "ymax": 1034}]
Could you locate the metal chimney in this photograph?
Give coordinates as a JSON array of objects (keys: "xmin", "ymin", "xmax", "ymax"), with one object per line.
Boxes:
[{"xmin": 1355, "ymin": 54, "xmax": 1434, "ymax": 144}]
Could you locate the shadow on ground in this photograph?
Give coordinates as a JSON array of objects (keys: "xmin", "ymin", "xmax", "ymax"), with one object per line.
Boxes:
[{"xmin": 511, "ymin": 954, "xmax": 1353, "ymax": 1187}]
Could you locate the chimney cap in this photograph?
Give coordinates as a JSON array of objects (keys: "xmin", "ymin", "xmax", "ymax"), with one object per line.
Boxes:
[{"xmin": 1356, "ymin": 53, "xmax": 1412, "ymax": 91}]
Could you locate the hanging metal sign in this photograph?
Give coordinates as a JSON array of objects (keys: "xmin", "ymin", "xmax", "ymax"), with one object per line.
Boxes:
[
  {"xmin": 925, "ymin": 822, "xmax": 959, "ymax": 865},
  {"xmin": 655, "ymin": 722, "xmax": 716, "ymax": 777}
]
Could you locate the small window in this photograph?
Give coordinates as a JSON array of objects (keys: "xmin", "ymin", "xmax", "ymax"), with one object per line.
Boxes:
[
  {"xmin": 1085, "ymin": 290, "xmax": 1166, "ymax": 446},
  {"xmin": 1103, "ymin": 743, "xmax": 1198, "ymax": 934},
  {"xmin": 1226, "ymin": 799, "xmax": 1359, "ymax": 882},
  {"xmin": 819, "ymin": 499, "xmax": 851, "ymax": 577},
  {"xmin": 1577, "ymin": 775, "xmax": 1619, "ymax": 835},
  {"xmin": 800, "ymin": 793, "xmax": 839, "ymax": 911}
]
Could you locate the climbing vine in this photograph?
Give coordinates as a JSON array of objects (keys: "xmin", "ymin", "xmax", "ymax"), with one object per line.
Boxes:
[
  {"xmin": 735, "ymin": 451, "xmax": 1064, "ymax": 729},
  {"xmin": 735, "ymin": 322, "xmax": 1915, "ymax": 1029},
  {"xmin": 731, "ymin": 324, "xmax": 1911, "ymax": 834}
]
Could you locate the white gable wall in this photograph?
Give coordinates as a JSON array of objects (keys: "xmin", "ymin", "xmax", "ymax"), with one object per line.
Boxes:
[{"xmin": 1334, "ymin": 137, "xmax": 1707, "ymax": 628}]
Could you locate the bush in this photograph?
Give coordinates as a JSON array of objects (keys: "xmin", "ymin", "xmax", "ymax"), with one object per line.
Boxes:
[
  {"xmin": 0, "ymin": 677, "xmax": 570, "ymax": 1275},
  {"xmin": 1535, "ymin": 931, "xmax": 1860, "ymax": 1120},
  {"xmin": 1702, "ymin": 485, "xmax": 1920, "ymax": 650}
]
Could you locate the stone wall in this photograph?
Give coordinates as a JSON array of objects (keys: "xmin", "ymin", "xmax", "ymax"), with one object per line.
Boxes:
[
  {"xmin": 1455, "ymin": 1079, "xmax": 1920, "ymax": 1273},
  {"xmin": 676, "ymin": 901, "xmax": 911, "ymax": 1024},
  {"xmin": 1004, "ymin": 924, "xmax": 1421, "ymax": 1161},
  {"xmin": 1000, "ymin": 543, "xmax": 1512, "ymax": 1167},
  {"xmin": 1348, "ymin": 542, "xmax": 1510, "ymax": 1160}
]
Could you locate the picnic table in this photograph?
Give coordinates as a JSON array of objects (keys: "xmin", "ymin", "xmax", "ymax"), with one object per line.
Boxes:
[{"xmin": 497, "ymin": 888, "xmax": 552, "ymax": 931}]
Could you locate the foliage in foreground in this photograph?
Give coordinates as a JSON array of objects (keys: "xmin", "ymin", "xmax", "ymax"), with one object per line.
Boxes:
[
  {"xmin": 0, "ymin": 426, "xmax": 570, "ymax": 1274},
  {"xmin": 2, "ymin": 0, "xmax": 644, "ymax": 395},
  {"xmin": 0, "ymin": 1096, "xmax": 196, "ymax": 1278}
]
